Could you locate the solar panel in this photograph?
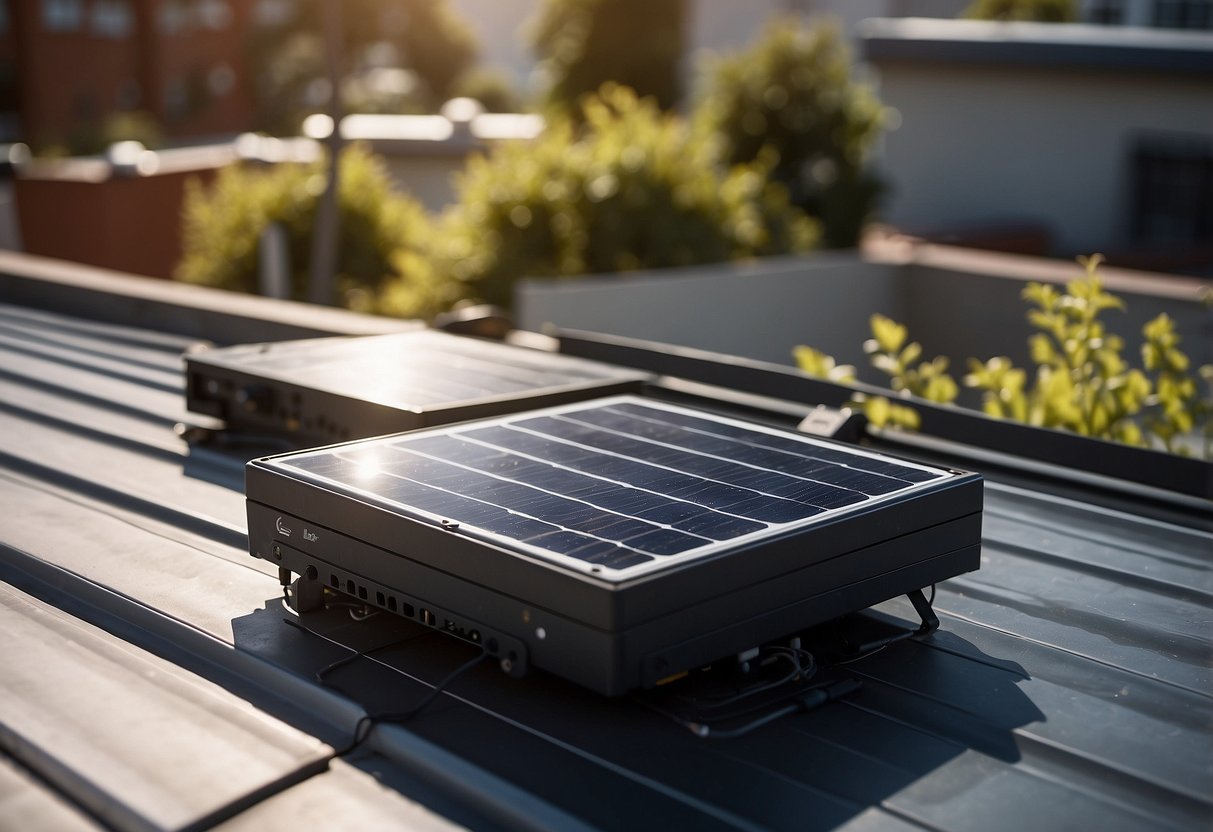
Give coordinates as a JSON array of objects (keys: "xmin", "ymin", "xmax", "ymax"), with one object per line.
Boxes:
[
  {"xmin": 186, "ymin": 330, "xmax": 648, "ymax": 445},
  {"xmin": 246, "ymin": 395, "xmax": 983, "ymax": 694},
  {"xmin": 275, "ymin": 397, "xmax": 952, "ymax": 581}
]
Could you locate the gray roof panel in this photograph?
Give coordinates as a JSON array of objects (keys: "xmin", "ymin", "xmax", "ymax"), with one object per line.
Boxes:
[
  {"xmin": 0, "ymin": 583, "xmax": 331, "ymax": 832},
  {"xmin": 0, "ymin": 753, "xmax": 102, "ymax": 832},
  {"xmin": 0, "ymin": 260, "xmax": 1209, "ymax": 831}
]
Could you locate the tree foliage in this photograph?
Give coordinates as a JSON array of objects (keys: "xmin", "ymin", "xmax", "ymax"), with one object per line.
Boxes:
[
  {"xmin": 532, "ymin": 0, "xmax": 686, "ymax": 111},
  {"xmin": 247, "ymin": 0, "xmax": 481, "ymax": 133},
  {"xmin": 432, "ymin": 84, "xmax": 818, "ymax": 308},
  {"xmin": 698, "ymin": 17, "xmax": 885, "ymax": 248},
  {"xmin": 395, "ymin": 0, "xmax": 481, "ymax": 105},
  {"xmin": 55, "ymin": 110, "xmax": 165, "ymax": 158},
  {"xmin": 177, "ymin": 144, "xmax": 447, "ymax": 318},
  {"xmin": 962, "ymin": 0, "xmax": 1078, "ymax": 21},
  {"xmin": 794, "ymin": 256, "xmax": 1213, "ymax": 458}
]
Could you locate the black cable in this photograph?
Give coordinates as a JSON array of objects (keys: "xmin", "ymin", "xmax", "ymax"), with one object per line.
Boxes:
[
  {"xmin": 683, "ymin": 645, "xmax": 818, "ymax": 712},
  {"xmin": 314, "ymin": 639, "xmax": 390, "ymax": 683},
  {"xmin": 683, "ymin": 650, "xmax": 807, "ymax": 711},
  {"xmin": 645, "ymin": 678, "xmax": 860, "ymax": 739},
  {"xmin": 333, "ymin": 651, "xmax": 489, "ymax": 755},
  {"xmin": 372, "ymin": 650, "xmax": 490, "ymax": 725},
  {"xmin": 639, "ymin": 644, "xmax": 829, "ymax": 738},
  {"xmin": 283, "ymin": 616, "xmax": 490, "ymax": 754}
]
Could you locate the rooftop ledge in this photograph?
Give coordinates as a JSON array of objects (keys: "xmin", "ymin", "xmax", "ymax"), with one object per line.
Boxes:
[
  {"xmin": 0, "ymin": 250, "xmax": 418, "ymax": 344},
  {"xmin": 858, "ymin": 17, "xmax": 1213, "ymax": 75}
]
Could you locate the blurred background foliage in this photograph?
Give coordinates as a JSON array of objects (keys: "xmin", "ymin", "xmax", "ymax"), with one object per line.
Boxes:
[
  {"xmin": 532, "ymin": 0, "xmax": 686, "ymax": 112},
  {"xmin": 794, "ymin": 258, "xmax": 1213, "ymax": 458},
  {"xmin": 432, "ymin": 84, "xmax": 817, "ymax": 308},
  {"xmin": 697, "ymin": 18, "xmax": 886, "ymax": 248},
  {"xmin": 182, "ymin": 13, "xmax": 888, "ymax": 318},
  {"xmin": 246, "ymin": 0, "xmax": 484, "ymax": 134},
  {"xmin": 39, "ymin": 110, "xmax": 166, "ymax": 159},
  {"xmin": 177, "ymin": 144, "xmax": 443, "ymax": 317},
  {"xmin": 962, "ymin": 0, "xmax": 1078, "ymax": 22}
]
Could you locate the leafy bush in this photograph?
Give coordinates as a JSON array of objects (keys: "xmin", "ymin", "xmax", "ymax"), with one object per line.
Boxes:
[
  {"xmin": 432, "ymin": 84, "xmax": 818, "ymax": 308},
  {"xmin": 697, "ymin": 17, "xmax": 885, "ymax": 248},
  {"xmin": 962, "ymin": 0, "xmax": 1077, "ymax": 21},
  {"xmin": 247, "ymin": 0, "xmax": 480, "ymax": 132},
  {"xmin": 178, "ymin": 144, "xmax": 447, "ymax": 318},
  {"xmin": 450, "ymin": 68, "xmax": 523, "ymax": 113},
  {"xmin": 35, "ymin": 110, "xmax": 165, "ymax": 158},
  {"xmin": 794, "ymin": 257, "xmax": 1213, "ymax": 457},
  {"xmin": 794, "ymin": 314, "xmax": 958, "ymax": 431},
  {"xmin": 531, "ymin": 0, "xmax": 686, "ymax": 111},
  {"xmin": 394, "ymin": 0, "xmax": 480, "ymax": 106}
]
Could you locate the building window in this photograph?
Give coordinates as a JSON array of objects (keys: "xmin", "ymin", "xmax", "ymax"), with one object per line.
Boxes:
[
  {"xmin": 163, "ymin": 76, "xmax": 189, "ymax": 119},
  {"xmin": 1153, "ymin": 0, "xmax": 1213, "ymax": 28},
  {"xmin": 117, "ymin": 78, "xmax": 142, "ymax": 109},
  {"xmin": 92, "ymin": 0, "xmax": 134, "ymax": 37},
  {"xmin": 207, "ymin": 63, "xmax": 235, "ymax": 97},
  {"xmin": 42, "ymin": 0, "xmax": 85, "ymax": 31},
  {"xmin": 1086, "ymin": 0, "xmax": 1125, "ymax": 23},
  {"xmin": 1131, "ymin": 136, "xmax": 1213, "ymax": 245}
]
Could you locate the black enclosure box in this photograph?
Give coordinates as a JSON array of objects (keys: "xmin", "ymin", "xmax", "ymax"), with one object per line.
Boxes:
[
  {"xmin": 246, "ymin": 396, "xmax": 983, "ymax": 695},
  {"xmin": 187, "ymin": 329, "xmax": 648, "ymax": 445}
]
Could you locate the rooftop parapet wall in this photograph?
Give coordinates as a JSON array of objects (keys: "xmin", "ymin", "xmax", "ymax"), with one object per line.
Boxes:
[
  {"xmin": 0, "ymin": 250, "xmax": 418, "ymax": 344},
  {"xmin": 860, "ymin": 17, "xmax": 1213, "ymax": 74},
  {"xmin": 516, "ymin": 243, "xmax": 1212, "ymax": 389}
]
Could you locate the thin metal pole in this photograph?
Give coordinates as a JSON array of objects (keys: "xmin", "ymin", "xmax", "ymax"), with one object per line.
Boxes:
[{"xmin": 308, "ymin": 0, "xmax": 344, "ymax": 305}]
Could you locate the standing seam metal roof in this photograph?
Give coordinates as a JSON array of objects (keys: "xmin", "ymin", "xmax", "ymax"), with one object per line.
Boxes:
[{"xmin": 0, "ymin": 260, "xmax": 1209, "ymax": 832}]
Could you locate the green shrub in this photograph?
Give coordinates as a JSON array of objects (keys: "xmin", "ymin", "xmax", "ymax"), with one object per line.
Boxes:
[
  {"xmin": 962, "ymin": 0, "xmax": 1078, "ymax": 22},
  {"xmin": 794, "ymin": 256, "xmax": 1213, "ymax": 458},
  {"xmin": 794, "ymin": 314, "xmax": 958, "ymax": 431},
  {"xmin": 450, "ymin": 68, "xmax": 524, "ymax": 113},
  {"xmin": 697, "ymin": 17, "xmax": 885, "ymax": 248},
  {"xmin": 34, "ymin": 110, "xmax": 166, "ymax": 158},
  {"xmin": 246, "ymin": 0, "xmax": 480, "ymax": 132},
  {"xmin": 432, "ymin": 84, "xmax": 818, "ymax": 308},
  {"xmin": 532, "ymin": 0, "xmax": 686, "ymax": 111},
  {"xmin": 178, "ymin": 144, "xmax": 447, "ymax": 318},
  {"xmin": 394, "ymin": 0, "xmax": 480, "ymax": 106}
]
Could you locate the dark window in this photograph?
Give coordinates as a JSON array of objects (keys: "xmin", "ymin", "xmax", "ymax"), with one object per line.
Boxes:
[
  {"xmin": 1087, "ymin": 0, "xmax": 1125, "ymax": 23},
  {"xmin": 1152, "ymin": 0, "xmax": 1213, "ymax": 28},
  {"xmin": 42, "ymin": 0, "xmax": 85, "ymax": 31},
  {"xmin": 1131, "ymin": 136, "xmax": 1213, "ymax": 245}
]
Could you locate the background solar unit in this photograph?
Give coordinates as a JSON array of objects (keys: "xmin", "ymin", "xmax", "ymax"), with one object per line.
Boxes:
[
  {"xmin": 186, "ymin": 330, "xmax": 648, "ymax": 445},
  {"xmin": 247, "ymin": 396, "xmax": 983, "ymax": 695}
]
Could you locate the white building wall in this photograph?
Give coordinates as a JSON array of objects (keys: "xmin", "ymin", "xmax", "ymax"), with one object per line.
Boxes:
[{"xmin": 875, "ymin": 63, "xmax": 1213, "ymax": 254}]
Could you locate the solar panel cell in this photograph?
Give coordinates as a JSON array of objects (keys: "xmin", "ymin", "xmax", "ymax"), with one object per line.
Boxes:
[
  {"xmin": 267, "ymin": 396, "xmax": 951, "ymax": 581},
  {"xmin": 673, "ymin": 513, "xmax": 766, "ymax": 539},
  {"xmin": 623, "ymin": 528, "xmax": 707, "ymax": 556},
  {"xmin": 612, "ymin": 401, "xmax": 936, "ymax": 483}
]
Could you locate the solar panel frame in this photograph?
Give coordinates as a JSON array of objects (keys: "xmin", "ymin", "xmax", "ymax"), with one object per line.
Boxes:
[
  {"xmin": 263, "ymin": 396, "xmax": 958, "ymax": 583},
  {"xmin": 186, "ymin": 330, "xmax": 650, "ymax": 444},
  {"xmin": 246, "ymin": 396, "xmax": 984, "ymax": 694}
]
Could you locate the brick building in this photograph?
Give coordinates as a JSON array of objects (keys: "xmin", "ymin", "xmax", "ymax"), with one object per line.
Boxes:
[{"xmin": 2, "ymin": 0, "xmax": 262, "ymax": 149}]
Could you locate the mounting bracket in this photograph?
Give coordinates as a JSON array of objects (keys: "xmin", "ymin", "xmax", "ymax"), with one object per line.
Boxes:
[
  {"xmin": 845, "ymin": 586, "xmax": 940, "ymax": 656},
  {"xmin": 907, "ymin": 587, "xmax": 940, "ymax": 636}
]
